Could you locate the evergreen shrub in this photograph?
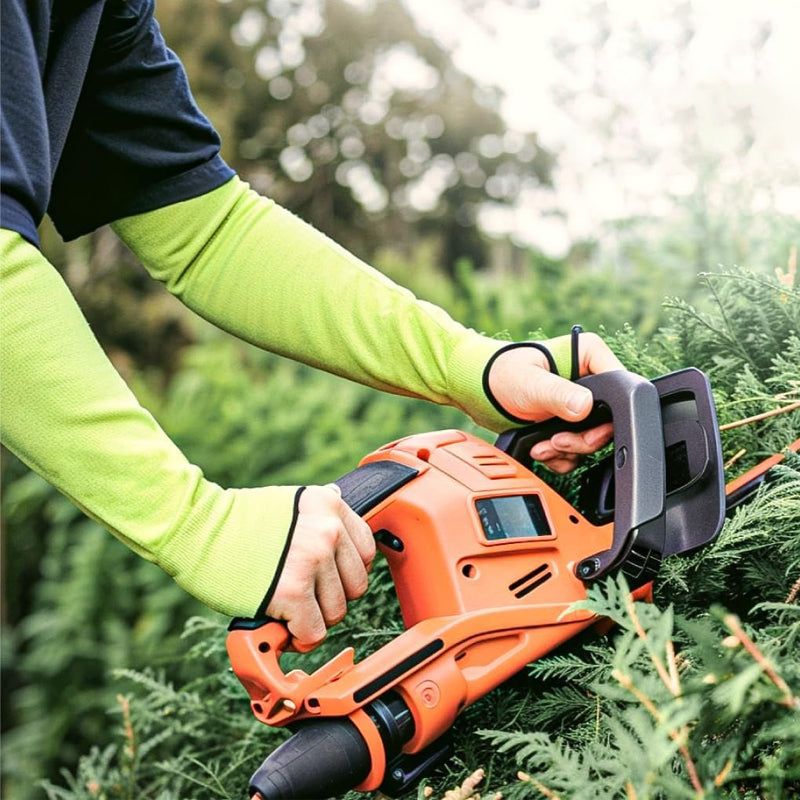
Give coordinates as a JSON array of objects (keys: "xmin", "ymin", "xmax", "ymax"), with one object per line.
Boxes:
[{"xmin": 6, "ymin": 267, "xmax": 799, "ymax": 800}]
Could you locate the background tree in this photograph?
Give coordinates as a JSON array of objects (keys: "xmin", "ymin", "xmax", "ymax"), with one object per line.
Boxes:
[{"xmin": 157, "ymin": 0, "xmax": 554, "ymax": 270}]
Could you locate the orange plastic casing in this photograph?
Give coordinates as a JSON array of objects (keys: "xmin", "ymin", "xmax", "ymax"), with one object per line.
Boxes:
[{"xmin": 227, "ymin": 430, "xmax": 653, "ymax": 789}]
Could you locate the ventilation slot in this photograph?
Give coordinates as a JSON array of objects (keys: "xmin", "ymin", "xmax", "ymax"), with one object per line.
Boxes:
[
  {"xmin": 469, "ymin": 450, "xmax": 517, "ymax": 478},
  {"xmin": 508, "ymin": 564, "xmax": 552, "ymax": 598}
]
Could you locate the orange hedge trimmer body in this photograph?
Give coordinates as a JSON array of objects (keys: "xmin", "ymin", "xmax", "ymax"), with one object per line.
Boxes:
[{"xmin": 227, "ymin": 368, "xmax": 792, "ymax": 799}]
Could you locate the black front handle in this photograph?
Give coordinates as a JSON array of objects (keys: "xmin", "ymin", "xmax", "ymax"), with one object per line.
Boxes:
[{"xmin": 496, "ymin": 370, "xmax": 667, "ymax": 580}]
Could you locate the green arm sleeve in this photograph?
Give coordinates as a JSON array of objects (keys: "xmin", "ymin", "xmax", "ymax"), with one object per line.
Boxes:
[
  {"xmin": 111, "ymin": 176, "xmax": 516, "ymax": 432},
  {"xmin": 0, "ymin": 229, "xmax": 300, "ymax": 618}
]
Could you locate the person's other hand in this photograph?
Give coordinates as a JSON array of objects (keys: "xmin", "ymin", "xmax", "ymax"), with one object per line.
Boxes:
[
  {"xmin": 266, "ymin": 483, "xmax": 375, "ymax": 650},
  {"xmin": 487, "ymin": 332, "xmax": 624, "ymax": 473}
]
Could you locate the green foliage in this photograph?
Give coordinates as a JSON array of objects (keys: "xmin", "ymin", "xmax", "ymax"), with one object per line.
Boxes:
[
  {"xmin": 156, "ymin": 0, "xmax": 553, "ymax": 273},
  {"xmin": 660, "ymin": 271, "xmax": 799, "ymax": 472},
  {"xmin": 37, "ymin": 617, "xmax": 278, "ymax": 800},
  {"xmin": 0, "ymin": 477, "xmax": 205, "ymax": 800},
  {"xmin": 476, "ymin": 269, "xmax": 800, "ymax": 800},
  {"xmin": 2, "ymin": 4, "xmax": 798, "ymax": 796},
  {"xmin": 8, "ymin": 264, "xmax": 796, "ymax": 800},
  {"xmin": 374, "ymin": 243, "xmax": 678, "ymax": 342},
  {"xmin": 482, "ymin": 563, "xmax": 800, "ymax": 800},
  {"xmin": 657, "ymin": 458, "xmax": 800, "ymax": 618}
]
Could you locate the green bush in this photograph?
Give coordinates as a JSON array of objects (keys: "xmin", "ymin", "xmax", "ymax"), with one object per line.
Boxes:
[{"xmin": 3, "ymin": 266, "xmax": 790, "ymax": 800}]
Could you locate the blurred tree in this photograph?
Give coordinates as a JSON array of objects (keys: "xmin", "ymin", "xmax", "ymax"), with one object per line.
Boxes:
[
  {"xmin": 31, "ymin": 0, "xmax": 557, "ymax": 389},
  {"xmin": 156, "ymin": 0, "xmax": 554, "ymax": 271},
  {"xmin": 537, "ymin": 0, "xmax": 800, "ymax": 271}
]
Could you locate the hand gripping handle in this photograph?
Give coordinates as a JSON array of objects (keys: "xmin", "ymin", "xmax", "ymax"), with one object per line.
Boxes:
[{"xmin": 495, "ymin": 370, "xmax": 667, "ymax": 580}]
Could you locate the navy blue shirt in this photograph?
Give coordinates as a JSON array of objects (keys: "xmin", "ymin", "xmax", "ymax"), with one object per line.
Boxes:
[{"xmin": 1, "ymin": 0, "xmax": 234, "ymax": 248}]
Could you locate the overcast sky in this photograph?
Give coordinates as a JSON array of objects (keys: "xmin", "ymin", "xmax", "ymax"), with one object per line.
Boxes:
[{"xmin": 402, "ymin": 0, "xmax": 800, "ymax": 255}]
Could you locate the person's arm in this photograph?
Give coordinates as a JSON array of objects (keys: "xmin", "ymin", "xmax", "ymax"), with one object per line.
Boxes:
[
  {"xmin": 0, "ymin": 228, "xmax": 312, "ymax": 619},
  {"xmin": 111, "ymin": 176, "xmax": 619, "ymax": 471},
  {"xmin": 0, "ymin": 187, "xmax": 618, "ymax": 642},
  {"xmin": 110, "ymin": 176, "xmax": 547, "ymax": 431}
]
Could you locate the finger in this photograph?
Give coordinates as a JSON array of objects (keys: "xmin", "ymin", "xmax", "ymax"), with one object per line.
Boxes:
[
  {"xmin": 530, "ymin": 423, "xmax": 613, "ymax": 471},
  {"xmin": 537, "ymin": 453, "xmax": 582, "ymax": 474},
  {"xmin": 304, "ymin": 513, "xmax": 351, "ymax": 625},
  {"xmin": 314, "ymin": 557, "xmax": 349, "ymax": 628},
  {"xmin": 327, "ymin": 483, "xmax": 376, "ymax": 570},
  {"xmin": 522, "ymin": 369, "xmax": 595, "ymax": 422},
  {"xmin": 301, "ymin": 483, "xmax": 372, "ymax": 571},
  {"xmin": 283, "ymin": 591, "xmax": 327, "ymax": 648},
  {"xmin": 528, "ymin": 438, "xmax": 581, "ymax": 467},
  {"xmin": 333, "ymin": 529, "xmax": 370, "ymax": 601},
  {"xmin": 529, "ymin": 439, "xmax": 560, "ymax": 462},
  {"xmin": 286, "ymin": 521, "xmax": 347, "ymax": 631},
  {"xmin": 268, "ymin": 559, "xmax": 330, "ymax": 648},
  {"xmin": 550, "ymin": 422, "xmax": 614, "ymax": 455}
]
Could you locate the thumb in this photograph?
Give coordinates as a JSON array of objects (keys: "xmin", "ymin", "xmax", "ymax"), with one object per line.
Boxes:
[{"xmin": 526, "ymin": 369, "xmax": 594, "ymax": 421}]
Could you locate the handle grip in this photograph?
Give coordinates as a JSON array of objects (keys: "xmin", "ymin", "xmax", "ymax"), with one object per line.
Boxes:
[
  {"xmin": 333, "ymin": 461, "xmax": 419, "ymax": 517},
  {"xmin": 496, "ymin": 370, "xmax": 667, "ymax": 580}
]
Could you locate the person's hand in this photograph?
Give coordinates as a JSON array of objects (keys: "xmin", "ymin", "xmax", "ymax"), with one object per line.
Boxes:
[
  {"xmin": 487, "ymin": 332, "xmax": 624, "ymax": 473},
  {"xmin": 266, "ymin": 484, "xmax": 375, "ymax": 650}
]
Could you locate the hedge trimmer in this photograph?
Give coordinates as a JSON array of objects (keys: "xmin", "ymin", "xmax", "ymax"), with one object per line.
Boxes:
[{"xmin": 226, "ymin": 367, "xmax": 798, "ymax": 799}]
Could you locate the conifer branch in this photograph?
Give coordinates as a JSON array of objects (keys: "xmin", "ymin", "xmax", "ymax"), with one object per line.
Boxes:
[
  {"xmin": 723, "ymin": 448, "xmax": 747, "ymax": 469},
  {"xmin": 713, "ymin": 760, "xmax": 733, "ymax": 787},
  {"xmin": 611, "ymin": 669, "xmax": 661, "ymax": 720},
  {"xmin": 116, "ymin": 695, "xmax": 135, "ymax": 762},
  {"xmin": 517, "ymin": 771, "xmax": 563, "ymax": 800},
  {"xmin": 775, "ymin": 246, "xmax": 796, "ymax": 290},
  {"xmin": 665, "ymin": 639, "xmax": 681, "ymax": 694},
  {"xmin": 723, "ymin": 614, "xmax": 798, "ymax": 709},
  {"xmin": 116, "ymin": 694, "xmax": 137, "ymax": 800},
  {"xmin": 440, "ymin": 768, "xmax": 486, "ymax": 800},
  {"xmin": 719, "ymin": 401, "xmax": 800, "ymax": 431},
  {"xmin": 624, "ymin": 594, "xmax": 678, "ymax": 695},
  {"xmin": 611, "ymin": 665, "xmax": 704, "ymax": 797}
]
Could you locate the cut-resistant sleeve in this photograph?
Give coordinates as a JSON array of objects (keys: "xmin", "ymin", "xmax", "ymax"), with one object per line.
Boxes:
[
  {"xmin": 0, "ymin": 228, "xmax": 301, "ymax": 617},
  {"xmin": 111, "ymin": 176, "xmax": 517, "ymax": 432}
]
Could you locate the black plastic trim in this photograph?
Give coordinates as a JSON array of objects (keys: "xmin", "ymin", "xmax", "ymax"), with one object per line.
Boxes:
[
  {"xmin": 570, "ymin": 324, "xmax": 583, "ymax": 381},
  {"xmin": 508, "ymin": 563, "xmax": 549, "ymax": 592},
  {"xmin": 335, "ymin": 462, "xmax": 419, "ymax": 518},
  {"xmin": 353, "ymin": 639, "xmax": 444, "ymax": 704}
]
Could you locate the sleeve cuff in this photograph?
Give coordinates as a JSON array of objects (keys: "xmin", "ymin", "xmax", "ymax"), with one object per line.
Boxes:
[
  {"xmin": 158, "ymin": 484, "xmax": 304, "ymax": 618},
  {"xmin": 455, "ymin": 333, "xmax": 575, "ymax": 430},
  {"xmin": 446, "ymin": 333, "xmax": 516, "ymax": 432}
]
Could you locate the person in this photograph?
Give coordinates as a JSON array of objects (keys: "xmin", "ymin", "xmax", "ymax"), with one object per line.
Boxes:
[{"xmin": 0, "ymin": 0, "xmax": 622, "ymax": 649}]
